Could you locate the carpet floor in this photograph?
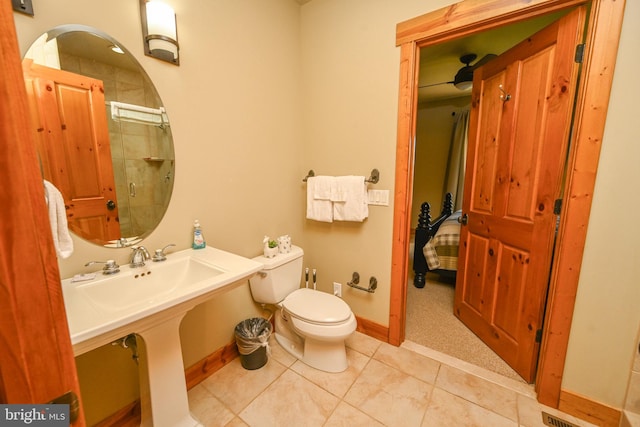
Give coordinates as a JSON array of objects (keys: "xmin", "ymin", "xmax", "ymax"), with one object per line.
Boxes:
[{"xmin": 405, "ymin": 273, "xmax": 526, "ymax": 383}]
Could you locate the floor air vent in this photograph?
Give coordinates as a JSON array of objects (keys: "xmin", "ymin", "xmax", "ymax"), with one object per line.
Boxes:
[{"xmin": 542, "ymin": 411, "xmax": 579, "ymax": 427}]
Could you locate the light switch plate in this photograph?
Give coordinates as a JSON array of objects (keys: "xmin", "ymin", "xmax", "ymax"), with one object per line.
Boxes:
[{"xmin": 367, "ymin": 189, "xmax": 389, "ymax": 206}]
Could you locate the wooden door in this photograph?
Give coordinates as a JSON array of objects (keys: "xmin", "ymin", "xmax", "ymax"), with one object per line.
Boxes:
[
  {"xmin": 0, "ymin": 2, "xmax": 84, "ymax": 424},
  {"xmin": 454, "ymin": 7, "xmax": 586, "ymax": 383},
  {"xmin": 23, "ymin": 61, "xmax": 120, "ymax": 244}
]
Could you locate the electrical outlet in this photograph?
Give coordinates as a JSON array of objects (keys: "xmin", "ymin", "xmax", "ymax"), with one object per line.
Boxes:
[{"xmin": 333, "ymin": 282, "xmax": 342, "ymax": 298}]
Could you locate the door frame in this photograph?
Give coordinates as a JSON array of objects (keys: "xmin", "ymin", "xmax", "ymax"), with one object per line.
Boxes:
[{"xmin": 389, "ymin": 0, "xmax": 626, "ymax": 407}]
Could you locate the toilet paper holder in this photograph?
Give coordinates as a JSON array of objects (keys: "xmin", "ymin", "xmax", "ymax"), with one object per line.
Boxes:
[{"xmin": 346, "ymin": 272, "xmax": 377, "ymax": 293}]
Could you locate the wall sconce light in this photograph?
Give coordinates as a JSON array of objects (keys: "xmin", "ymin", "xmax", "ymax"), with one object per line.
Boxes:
[{"xmin": 140, "ymin": 0, "xmax": 179, "ymax": 65}]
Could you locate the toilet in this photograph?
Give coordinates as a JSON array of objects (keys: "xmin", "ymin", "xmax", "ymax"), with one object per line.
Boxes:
[{"xmin": 249, "ymin": 245, "xmax": 356, "ymax": 373}]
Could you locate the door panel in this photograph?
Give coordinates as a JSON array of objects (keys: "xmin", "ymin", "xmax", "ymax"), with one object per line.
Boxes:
[
  {"xmin": 471, "ymin": 71, "xmax": 504, "ymax": 215},
  {"xmin": 24, "ymin": 61, "xmax": 120, "ymax": 243},
  {"xmin": 455, "ymin": 7, "xmax": 585, "ymax": 382}
]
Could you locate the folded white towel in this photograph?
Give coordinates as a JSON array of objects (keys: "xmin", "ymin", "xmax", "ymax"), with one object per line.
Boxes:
[
  {"xmin": 312, "ymin": 175, "xmax": 335, "ymax": 200},
  {"xmin": 306, "ymin": 176, "xmax": 334, "ymax": 222},
  {"xmin": 43, "ymin": 180, "xmax": 74, "ymax": 259},
  {"xmin": 333, "ymin": 176, "xmax": 368, "ymax": 222}
]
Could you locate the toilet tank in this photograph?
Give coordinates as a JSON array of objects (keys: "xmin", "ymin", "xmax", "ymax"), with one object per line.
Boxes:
[{"xmin": 249, "ymin": 245, "xmax": 304, "ymax": 304}]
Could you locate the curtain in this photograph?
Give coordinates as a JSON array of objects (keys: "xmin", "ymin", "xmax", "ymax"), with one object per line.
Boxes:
[{"xmin": 443, "ymin": 110, "xmax": 469, "ymax": 211}]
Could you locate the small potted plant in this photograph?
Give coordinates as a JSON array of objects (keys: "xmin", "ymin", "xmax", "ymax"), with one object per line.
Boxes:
[{"xmin": 263, "ymin": 236, "xmax": 279, "ymax": 258}]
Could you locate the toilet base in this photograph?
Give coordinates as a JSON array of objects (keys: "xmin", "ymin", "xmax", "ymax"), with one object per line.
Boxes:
[{"xmin": 274, "ymin": 310, "xmax": 349, "ymax": 373}]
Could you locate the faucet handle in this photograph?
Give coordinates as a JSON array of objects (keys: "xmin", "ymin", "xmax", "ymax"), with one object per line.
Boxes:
[
  {"xmin": 85, "ymin": 259, "xmax": 120, "ymax": 275},
  {"xmin": 152, "ymin": 243, "xmax": 176, "ymax": 262}
]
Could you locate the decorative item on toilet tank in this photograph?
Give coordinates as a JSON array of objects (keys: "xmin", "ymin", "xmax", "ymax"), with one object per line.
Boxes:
[
  {"xmin": 263, "ymin": 236, "xmax": 279, "ymax": 258},
  {"xmin": 277, "ymin": 235, "xmax": 291, "ymax": 253}
]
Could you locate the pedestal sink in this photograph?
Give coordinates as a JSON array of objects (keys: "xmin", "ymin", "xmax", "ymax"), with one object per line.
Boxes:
[{"xmin": 61, "ymin": 247, "xmax": 263, "ymax": 427}]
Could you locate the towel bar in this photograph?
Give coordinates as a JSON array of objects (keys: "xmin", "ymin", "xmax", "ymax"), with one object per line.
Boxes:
[
  {"xmin": 302, "ymin": 168, "xmax": 380, "ymax": 183},
  {"xmin": 346, "ymin": 272, "xmax": 377, "ymax": 293}
]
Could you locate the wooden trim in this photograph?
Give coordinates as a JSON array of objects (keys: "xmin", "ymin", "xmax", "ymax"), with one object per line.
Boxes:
[
  {"xmin": 0, "ymin": 2, "xmax": 85, "ymax": 423},
  {"xmin": 535, "ymin": 0, "xmax": 627, "ymax": 406},
  {"xmin": 396, "ymin": 0, "xmax": 586, "ymax": 46},
  {"xmin": 389, "ymin": 41, "xmax": 419, "ymax": 346},
  {"xmin": 356, "ymin": 316, "xmax": 390, "ymax": 343},
  {"xmin": 184, "ymin": 340, "xmax": 239, "ymax": 390},
  {"xmin": 559, "ymin": 390, "xmax": 622, "ymax": 427},
  {"xmin": 390, "ymin": 0, "xmax": 626, "ymax": 411},
  {"xmin": 93, "ymin": 401, "xmax": 140, "ymax": 427}
]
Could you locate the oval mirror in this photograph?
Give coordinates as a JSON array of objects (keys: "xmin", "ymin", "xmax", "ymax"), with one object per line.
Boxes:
[{"xmin": 23, "ymin": 25, "xmax": 175, "ymax": 248}]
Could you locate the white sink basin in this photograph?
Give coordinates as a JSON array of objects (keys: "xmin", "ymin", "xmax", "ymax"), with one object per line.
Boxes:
[
  {"xmin": 62, "ymin": 246, "xmax": 263, "ymax": 356},
  {"xmin": 79, "ymin": 257, "xmax": 224, "ymax": 312}
]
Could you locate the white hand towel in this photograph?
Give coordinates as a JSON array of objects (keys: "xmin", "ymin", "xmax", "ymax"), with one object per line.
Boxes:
[
  {"xmin": 312, "ymin": 175, "xmax": 336, "ymax": 200},
  {"xmin": 333, "ymin": 176, "xmax": 368, "ymax": 222},
  {"xmin": 306, "ymin": 176, "xmax": 334, "ymax": 222},
  {"xmin": 43, "ymin": 180, "xmax": 74, "ymax": 259}
]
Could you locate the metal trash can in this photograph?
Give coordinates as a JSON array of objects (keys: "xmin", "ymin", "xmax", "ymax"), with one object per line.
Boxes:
[{"xmin": 234, "ymin": 317, "xmax": 272, "ymax": 370}]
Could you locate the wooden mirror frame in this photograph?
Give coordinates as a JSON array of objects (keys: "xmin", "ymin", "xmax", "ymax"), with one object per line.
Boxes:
[{"xmin": 389, "ymin": 0, "xmax": 626, "ymax": 420}]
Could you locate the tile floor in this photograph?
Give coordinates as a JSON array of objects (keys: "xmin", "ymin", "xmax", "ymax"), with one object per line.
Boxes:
[{"xmin": 188, "ymin": 332, "xmax": 598, "ymax": 426}]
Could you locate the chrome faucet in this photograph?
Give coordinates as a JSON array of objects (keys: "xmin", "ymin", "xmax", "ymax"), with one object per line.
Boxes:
[
  {"xmin": 129, "ymin": 246, "xmax": 150, "ymax": 267},
  {"xmin": 85, "ymin": 259, "xmax": 120, "ymax": 275},
  {"xmin": 152, "ymin": 243, "xmax": 176, "ymax": 262}
]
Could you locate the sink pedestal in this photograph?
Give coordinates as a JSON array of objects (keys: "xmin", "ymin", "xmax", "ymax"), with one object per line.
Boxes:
[{"xmin": 138, "ymin": 313, "xmax": 201, "ymax": 427}]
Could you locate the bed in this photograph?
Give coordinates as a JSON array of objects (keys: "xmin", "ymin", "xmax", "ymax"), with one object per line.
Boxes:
[{"xmin": 412, "ymin": 193, "xmax": 461, "ymax": 288}]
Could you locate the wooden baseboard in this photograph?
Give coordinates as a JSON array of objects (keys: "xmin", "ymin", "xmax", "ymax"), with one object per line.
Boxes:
[
  {"xmin": 559, "ymin": 389, "xmax": 621, "ymax": 427},
  {"xmin": 93, "ymin": 400, "xmax": 140, "ymax": 427},
  {"xmin": 185, "ymin": 339, "xmax": 239, "ymax": 389},
  {"xmin": 356, "ymin": 315, "xmax": 389, "ymax": 343}
]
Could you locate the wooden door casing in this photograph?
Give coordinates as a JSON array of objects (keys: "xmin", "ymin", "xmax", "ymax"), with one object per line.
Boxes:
[{"xmin": 454, "ymin": 7, "xmax": 586, "ymax": 383}]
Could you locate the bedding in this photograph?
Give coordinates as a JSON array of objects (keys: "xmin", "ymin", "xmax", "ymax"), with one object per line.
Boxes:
[
  {"xmin": 423, "ymin": 210, "xmax": 461, "ymax": 271},
  {"xmin": 412, "ymin": 193, "xmax": 458, "ymax": 287}
]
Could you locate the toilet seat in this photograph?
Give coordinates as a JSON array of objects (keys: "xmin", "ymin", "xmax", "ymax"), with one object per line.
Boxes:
[{"xmin": 282, "ymin": 288, "xmax": 351, "ymax": 325}]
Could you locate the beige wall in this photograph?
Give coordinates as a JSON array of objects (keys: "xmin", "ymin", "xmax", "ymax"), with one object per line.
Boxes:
[{"xmin": 12, "ymin": 0, "xmax": 640, "ymax": 421}]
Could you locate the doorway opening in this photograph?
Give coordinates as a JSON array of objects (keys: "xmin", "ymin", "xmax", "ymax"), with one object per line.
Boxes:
[
  {"xmin": 389, "ymin": 0, "xmax": 627, "ymax": 407},
  {"xmin": 405, "ymin": 11, "xmax": 568, "ymax": 384}
]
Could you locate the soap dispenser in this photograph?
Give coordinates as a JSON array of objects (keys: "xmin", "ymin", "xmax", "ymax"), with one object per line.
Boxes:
[{"xmin": 192, "ymin": 220, "xmax": 206, "ymax": 249}]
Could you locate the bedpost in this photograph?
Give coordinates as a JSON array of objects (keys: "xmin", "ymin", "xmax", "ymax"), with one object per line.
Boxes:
[
  {"xmin": 413, "ymin": 202, "xmax": 431, "ymax": 288},
  {"xmin": 442, "ymin": 192, "xmax": 453, "ymax": 217}
]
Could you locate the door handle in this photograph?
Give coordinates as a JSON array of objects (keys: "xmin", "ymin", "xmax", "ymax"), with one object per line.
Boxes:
[
  {"xmin": 106, "ymin": 200, "xmax": 116, "ymax": 210},
  {"xmin": 458, "ymin": 213, "xmax": 468, "ymax": 225}
]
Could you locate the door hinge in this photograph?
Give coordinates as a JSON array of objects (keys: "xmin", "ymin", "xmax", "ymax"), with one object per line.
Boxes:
[
  {"xmin": 535, "ymin": 329, "xmax": 543, "ymax": 343},
  {"xmin": 49, "ymin": 390, "xmax": 80, "ymax": 423},
  {"xmin": 575, "ymin": 43, "xmax": 585, "ymax": 63},
  {"xmin": 553, "ymin": 199, "xmax": 562, "ymax": 215}
]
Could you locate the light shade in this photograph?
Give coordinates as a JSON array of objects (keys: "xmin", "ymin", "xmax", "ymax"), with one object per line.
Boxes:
[
  {"xmin": 140, "ymin": 0, "xmax": 179, "ymax": 65},
  {"xmin": 454, "ymin": 80, "xmax": 473, "ymax": 91}
]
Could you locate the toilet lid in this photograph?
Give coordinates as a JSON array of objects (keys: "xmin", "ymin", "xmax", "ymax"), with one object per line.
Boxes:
[{"xmin": 283, "ymin": 288, "xmax": 352, "ymax": 324}]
